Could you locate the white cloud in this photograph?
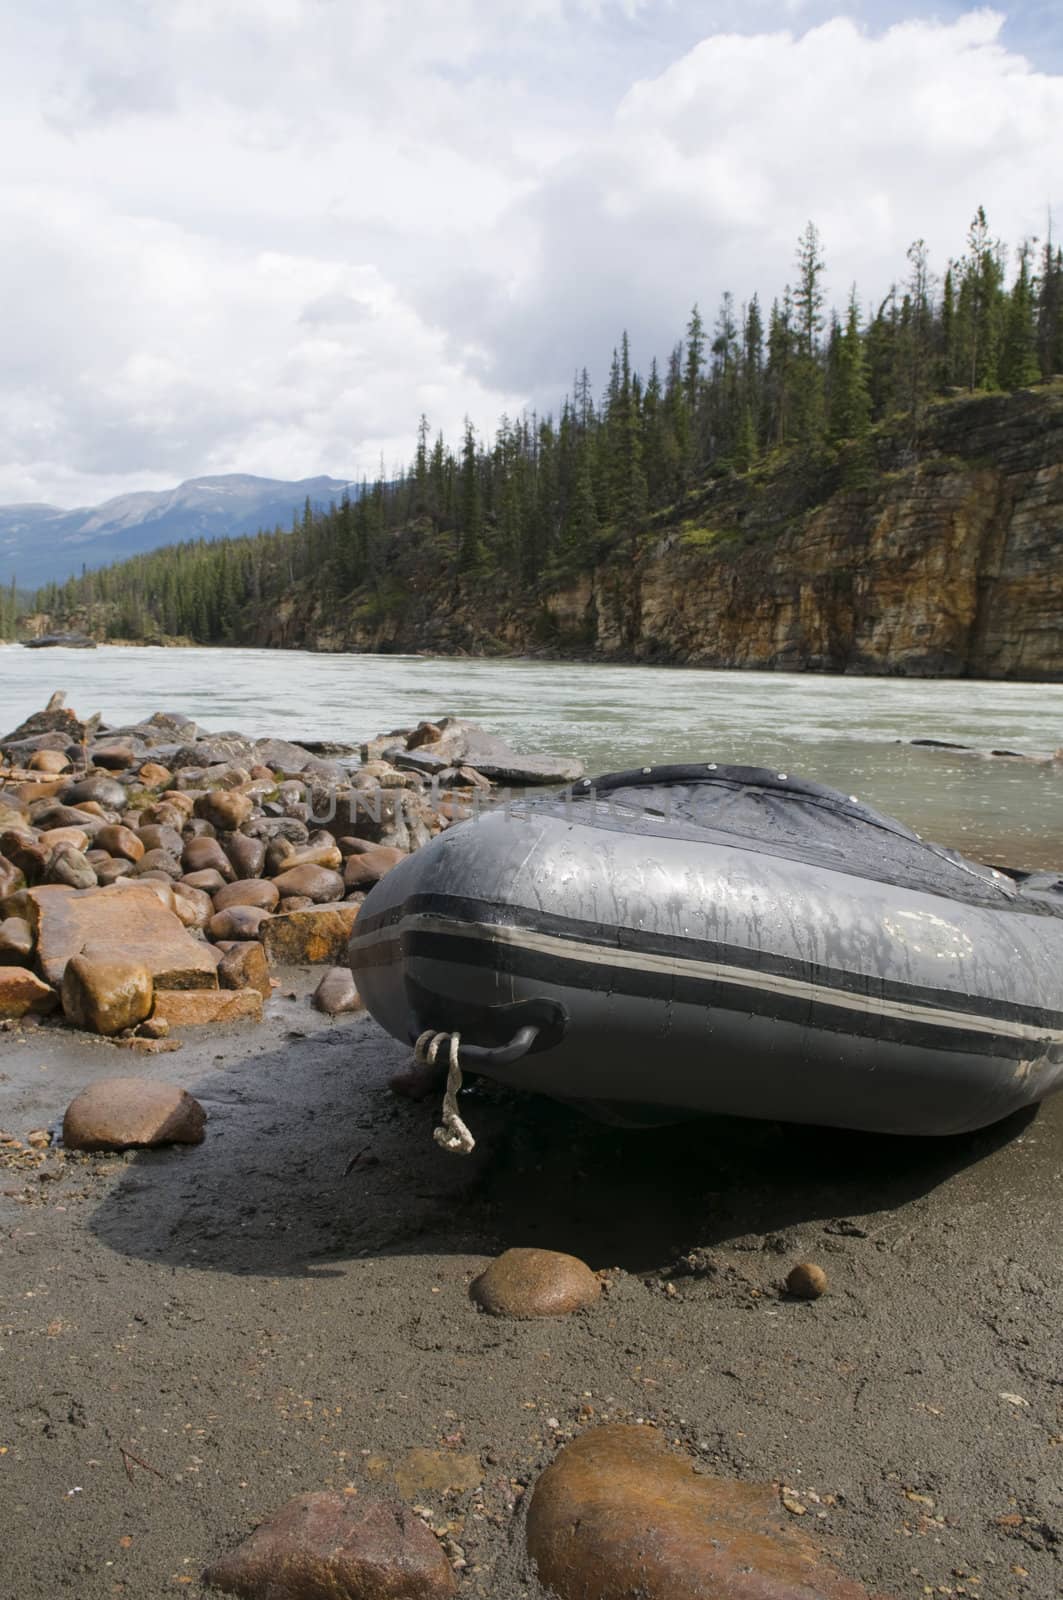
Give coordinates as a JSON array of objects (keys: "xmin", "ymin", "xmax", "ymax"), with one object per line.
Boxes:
[{"xmin": 0, "ymin": 4, "xmax": 1060, "ymax": 506}]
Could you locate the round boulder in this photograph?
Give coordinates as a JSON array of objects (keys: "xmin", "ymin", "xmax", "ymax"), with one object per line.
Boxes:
[
  {"xmin": 470, "ymin": 1248, "xmax": 601, "ymax": 1319},
  {"xmin": 209, "ymin": 904, "xmax": 272, "ymax": 942},
  {"xmin": 63, "ymin": 1077, "xmax": 206, "ymax": 1150}
]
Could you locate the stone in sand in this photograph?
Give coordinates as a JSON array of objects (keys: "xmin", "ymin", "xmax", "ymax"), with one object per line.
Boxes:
[
  {"xmin": 312, "ymin": 967, "xmax": 363, "ymax": 1016},
  {"xmin": 27, "ymin": 749, "xmax": 71, "ymax": 774},
  {"xmin": 203, "ymin": 1491, "xmax": 457, "ymax": 1599},
  {"xmin": 152, "ymin": 988, "xmax": 263, "ymax": 1027},
  {"xmin": 470, "ymin": 1248, "xmax": 600, "ymax": 1319},
  {"xmin": 218, "ymin": 941, "xmax": 272, "ymax": 998},
  {"xmin": 63, "ymin": 1077, "xmax": 206, "ymax": 1150},
  {"xmin": 786, "ymin": 1262, "xmax": 828, "ymax": 1299},
  {"xmin": 61, "ymin": 952, "xmax": 153, "ymax": 1036},
  {"xmin": 261, "ymin": 903, "xmax": 359, "ymax": 965},
  {"xmin": 0, "ymin": 966, "xmax": 58, "ymax": 1018},
  {"xmin": 137, "ymin": 761, "xmax": 173, "ymax": 789},
  {"xmin": 526, "ymin": 1424, "xmax": 883, "ymax": 1600}
]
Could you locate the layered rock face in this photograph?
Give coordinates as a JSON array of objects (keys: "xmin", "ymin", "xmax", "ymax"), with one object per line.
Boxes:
[{"xmin": 272, "ymin": 387, "xmax": 1063, "ymax": 679}]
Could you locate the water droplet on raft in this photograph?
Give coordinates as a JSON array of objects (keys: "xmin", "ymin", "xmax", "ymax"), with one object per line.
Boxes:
[
  {"xmin": 642, "ymin": 767, "xmax": 652, "ymax": 775},
  {"xmin": 707, "ymin": 763, "xmax": 717, "ymax": 771},
  {"xmin": 777, "ymin": 773, "xmax": 788, "ymax": 781}
]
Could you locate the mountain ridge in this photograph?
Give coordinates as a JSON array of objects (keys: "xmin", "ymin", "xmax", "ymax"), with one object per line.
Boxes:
[{"xmin": 0, "ymin": 473, "xmax": 357, "ymax": 589}]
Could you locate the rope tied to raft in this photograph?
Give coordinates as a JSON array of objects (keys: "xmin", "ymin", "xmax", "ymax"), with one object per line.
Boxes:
[{"xmin": 414, "ymin": 1029, "xmax": 476, "ymax": 1156}]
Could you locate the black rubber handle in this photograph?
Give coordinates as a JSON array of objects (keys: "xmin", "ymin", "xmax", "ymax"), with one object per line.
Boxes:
[{"xmin": 408, "ymin": 1023, "xmax": 541, "ymax": 1066}]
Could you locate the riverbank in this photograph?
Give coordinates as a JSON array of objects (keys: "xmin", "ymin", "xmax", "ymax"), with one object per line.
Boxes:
[
  {"xmin": 3, "ymin": 967, "xmax": 1062, "ymax": 1598},
  {"xmin": 2, "ymin": 693, "xmax": 1062, "ymax": 1597}
]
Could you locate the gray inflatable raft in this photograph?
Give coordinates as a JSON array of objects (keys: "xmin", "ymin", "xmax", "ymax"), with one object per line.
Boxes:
[{"xmin": 349, "ymin": 764, "xmax": 1063, "ymax": 1135}]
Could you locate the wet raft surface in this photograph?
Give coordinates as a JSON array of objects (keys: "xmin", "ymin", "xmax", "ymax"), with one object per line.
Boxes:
[{"xmin": 2, "ymin": 986, "xmax": 1061, "ymax": 1598}]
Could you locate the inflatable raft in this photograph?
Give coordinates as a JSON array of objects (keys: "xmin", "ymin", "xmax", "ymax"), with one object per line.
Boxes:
[{"xmin": 349, "ymin": 764, "xmax": 1063, "ymax": 1136}]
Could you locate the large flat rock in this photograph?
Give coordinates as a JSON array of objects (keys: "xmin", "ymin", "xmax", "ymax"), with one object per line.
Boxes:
[{"xmin": 26, "ymin": 884, "xmax": 219, "ymax": 990}]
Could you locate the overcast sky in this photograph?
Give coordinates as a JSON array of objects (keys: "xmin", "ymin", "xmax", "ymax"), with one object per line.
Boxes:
[{"xmin": 2, "ymin": 1, "xmax": 1061, "ymax": 507}]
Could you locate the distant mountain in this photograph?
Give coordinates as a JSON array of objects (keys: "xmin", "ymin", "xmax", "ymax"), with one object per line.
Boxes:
[{"xmin": 0, "ymin": 474, "xmax": 358, "ymax": 590}]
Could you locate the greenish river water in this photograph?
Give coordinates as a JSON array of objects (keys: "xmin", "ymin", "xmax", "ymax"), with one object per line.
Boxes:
[{"xmin": 2, "ymin": 646, "xmax": 1061, "ymax": 868}]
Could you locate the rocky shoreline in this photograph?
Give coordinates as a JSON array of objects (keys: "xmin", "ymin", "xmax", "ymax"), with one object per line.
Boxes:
[
  {"xmin": 3, "ymin": 694, "xmax": 1062, "ymax": 1599},
  {"xmin": 0, "ymin": 694, "xmax": 584, "ymax": 1043}
]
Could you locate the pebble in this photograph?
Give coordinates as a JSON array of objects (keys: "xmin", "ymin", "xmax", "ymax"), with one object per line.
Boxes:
[
  {"xmin": 470, "ymin": 1248, "xmax": 601, "ymax": 1319},
  {"xmin": 786, "ymin": 1262, "xmax": 828, "ymax": 1299}
]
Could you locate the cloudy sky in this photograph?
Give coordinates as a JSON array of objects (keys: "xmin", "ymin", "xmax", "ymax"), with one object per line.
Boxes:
[{"xmin": 3, "ymin": 1, "xmax": 1061, "ymax": 507}]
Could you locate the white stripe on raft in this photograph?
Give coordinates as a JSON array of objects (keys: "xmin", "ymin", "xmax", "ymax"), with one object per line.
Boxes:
[{"xmin": 351, "ymin": 912, "xmax": 1063, "ymax": 1048}]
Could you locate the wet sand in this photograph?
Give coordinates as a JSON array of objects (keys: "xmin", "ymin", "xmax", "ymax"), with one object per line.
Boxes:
[{"xmin": 2, "ymin": 982, "xmax": 1061, "ymax": 1599}]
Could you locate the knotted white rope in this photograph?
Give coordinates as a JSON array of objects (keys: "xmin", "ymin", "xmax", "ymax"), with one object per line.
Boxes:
[{"xmin": 414, "ymin": 1029, "xmax": 476, "ymax": 1156}]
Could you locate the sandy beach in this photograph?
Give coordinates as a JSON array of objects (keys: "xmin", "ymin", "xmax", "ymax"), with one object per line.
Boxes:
[{"xmin": 2, "ymin": 974, "xmax": 1061, "ymax": 1599}]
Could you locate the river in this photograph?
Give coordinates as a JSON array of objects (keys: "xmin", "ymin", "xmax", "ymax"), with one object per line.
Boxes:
[{"xmin": 2, "ymin": 645, "xmax": 1061, "ymax": 868}]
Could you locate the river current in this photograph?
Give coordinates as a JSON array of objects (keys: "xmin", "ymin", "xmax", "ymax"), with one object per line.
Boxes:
[{"xmin": 2, "ymin": 645, "xmax": 1061, "ymax": 869}]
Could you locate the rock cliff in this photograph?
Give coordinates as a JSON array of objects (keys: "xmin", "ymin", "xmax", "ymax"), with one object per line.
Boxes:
[{"xmin": 260, "ymin": 385, "xmax": 1062, "ymax": 679}]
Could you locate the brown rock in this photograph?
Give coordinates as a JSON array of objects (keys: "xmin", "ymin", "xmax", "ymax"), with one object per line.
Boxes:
[
  {"xmin": 526, "ymin": 1425, "xmax": 882, "ymax": 1600},
  {"xmin": 343, "ymin": 845, "xmax": 406, "ymax": 891},
  {"xmin": 276, "ymin": 895, "xmax": 314, "ymax": 914},
  {"xmin": 270, "ymin": 863, "xmax": 345, "ymax": 903},
  {"xmin": 214, "ymin": 879, "xmax": 280, "ymax": 913},
  {"xmin": 182, "ymin": 867, "xmax": 228, "ymax": 896},
  {"xmin": 49, "ymin": 844, "xmax": 99, "ymax": 890},
  {"xmin": 183, "ymin": 836, "xmax": 235, "ymax": 880},
  {"xmin": 95, "ymin": 824, "xmax": 145, "ymax": 863},
  {"xmin": 159, "ymin": 790, "xmax": 195, "ymax": 816},
  {"xmin": 26, "ymin": 883, "xmax": 218, "ymax": 989},
  {"xmin": 171, "ymin": 883, "xmax": 213, "ymax": 930},
  {"xmin": 5, "ymin": 838, "xmax": 51, "ymax": 885},
  {"xmin": 0, "ymin": 916, "xmax": 34, "ymax": 964},
  {"xmin": 152, "ymin": 988, "xmax": 263, "ymax": 1027},
  {"xmin": 218, "ymin": 941, "xmax": 272, "ymax": 998},
  {"xmin": 407, "ymin": 720, "xmax": 443, "ymax": 750},
  {"xmin": 96, "ymin": 858, "xmax": 135, "ymax": 886},
  {"xmin": 225, "ymin": 833, "xmax": 266, "ymax": 880},
  {"xmin": 137, "ymin": 822, "xmax": 185, "ymax": 857},
  {"xmin": 209, "ymin": 905, "xmax": 272, "ymax": 942},
  {"xmin": 117, "ymin": 875, "xmax": 177, "ymax": 911},
  {"xmin": 89, "ymin": 743, "xmax": 137, "ymax": 770},
  {"xmin": 312, "ymin": 967, "xmax": 364, "ymax": 1016},
  {"xmin": 61, "ymin": 953, "xmax": 154, "ymax": 1035},
  {"xmin": 135, "ymin": 847, "xmax": 183, "ymax": 879},
  {"xmin": 195, "ymin": 789, "xmax": 254, "ymax": 831},
  {"xmin": 63, "ymin": 1077, "xmax": 206, "ymax": 1150},
  {"xmin": 0, "ymin": 852, "xmax": 26, "ymax": 901},
  {"xmin": 261, "ymin": 904, "xmax": 359, "ymax": 965},
  {"xmin": 203, "ymin": 1491, "xmax": 457, "ymax": 1599},
  {"xmin": 0, "ymin": 966, "xmax": 58, "ymax": 1018},
  {"xmin": 786, "ymin": 1262, "xmax": 828, "ymax": 1299},
  {"xmin": 38, "ymin": 826, "xmax": 90, "ymax": 852},
  {"xmin": 137, "ymin": 762, "xmax": 173, "ymax": 789},
  {"xmin": 471, "ymin": 1248, "xmax": 601, "ymax": 1319},
  {"xmin": 267, "ymin": 838, "xmax": 342, "ymax": 875},
  {"xmin": 28, "ymin": 749, "xmax": 71, "ymax": 774},
  {"xmin": 63, "ymin": 773, "xmax": 128, "ymax": 809}
]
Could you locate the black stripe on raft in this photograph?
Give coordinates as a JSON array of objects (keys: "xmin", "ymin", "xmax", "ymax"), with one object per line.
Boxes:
[
  {"xmin": 350, "ymin": 893, "xmax": 1063, "ymax": 1035},
  {"xmin": 353, "ymin": 927, "xmax": 1061, "ymax": 1063}
]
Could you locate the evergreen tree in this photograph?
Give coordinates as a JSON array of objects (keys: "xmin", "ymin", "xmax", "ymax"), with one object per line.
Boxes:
[{"xmin": 1000, "ymin": 241, "xmax": 1040, "ymax": 390}]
